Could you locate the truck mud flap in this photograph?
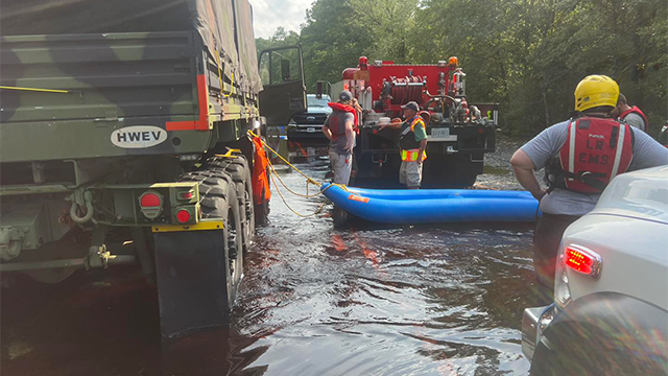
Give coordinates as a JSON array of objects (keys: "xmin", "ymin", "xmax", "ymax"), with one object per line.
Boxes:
[{"xmin": 154, "ymin": 229, "xmax": 232, "ymax": 338}]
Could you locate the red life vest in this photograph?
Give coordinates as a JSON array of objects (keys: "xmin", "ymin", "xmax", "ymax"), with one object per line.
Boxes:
[
  {"xmin": 620, "ymin": 105, "xmax": 648, "ymax": 131},
  {"xmin": 556, "ymin": 117, "xmax": 634, "ymax": 193},
  {"xmin": 328, "ymin": 102, "xmax": 360, "ymax": 134}
]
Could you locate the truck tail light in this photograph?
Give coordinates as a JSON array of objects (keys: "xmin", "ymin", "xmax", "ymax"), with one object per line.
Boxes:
[
  {"xmin": 175, "ymin": 209, "xmax": 192, "ymax": 224},
  {"xmin": 140, "ymin": 192, "xmax": 161, "ymax": 207},
  {"xmin": 565, "ymin": 245, "xmax": 602, "ymax": 279},
  {"xmin": 139, "ymin": 191, "xmax": 163, "ymax": 219}
]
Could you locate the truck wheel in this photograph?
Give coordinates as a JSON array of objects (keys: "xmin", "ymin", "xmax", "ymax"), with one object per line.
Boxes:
[
  {"xmin": 255, "ymin": 199, "xmax": 270, "ymax": 227},
  {"xmin": 254, "ymin": 168, "xmax": 271, "ymax": 227},
  {"xmin": 208, "ymin": 156, "xmax": 255, "ymax": 253},
  {"xmin": 450, "ymin": 173, "xmax": 477, "ymax": 188},
  {"xmin": 154, "ymin": 171, "xmax": 243, "ymax": 338},
  {"xmin": 529, "ymin": 324, "xmax": 667, "ymax": 376}
]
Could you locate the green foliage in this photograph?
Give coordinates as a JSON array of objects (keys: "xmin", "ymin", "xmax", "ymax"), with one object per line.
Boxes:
[{"xmin": 257, "ymin": 0, "xmax": 667, "ymax": 136}]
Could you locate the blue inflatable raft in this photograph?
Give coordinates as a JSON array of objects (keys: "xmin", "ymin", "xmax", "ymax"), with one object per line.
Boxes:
[{"xmin": 321, "ymin": 183, "xmax": 540, "ymax": 224}]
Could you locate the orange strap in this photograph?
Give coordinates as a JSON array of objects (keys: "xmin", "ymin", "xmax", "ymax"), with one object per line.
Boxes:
[{"xmin": 251, "ymin": 135, "xmax": 271, "ymax": 205}]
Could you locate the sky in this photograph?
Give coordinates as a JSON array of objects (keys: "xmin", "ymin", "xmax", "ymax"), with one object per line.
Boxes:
[{"xmin": 251, "ymin": 0, "xmax": 313, "ymax": 39}]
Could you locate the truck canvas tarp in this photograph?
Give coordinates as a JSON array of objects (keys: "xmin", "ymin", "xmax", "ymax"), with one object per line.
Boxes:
[
  {"xmin": 1, "ymin": 0, "xmax": 262, "ymax": 94},
  {"xmin": 0, "ymin": 0, "xmax": 265, "ymax": 163}
]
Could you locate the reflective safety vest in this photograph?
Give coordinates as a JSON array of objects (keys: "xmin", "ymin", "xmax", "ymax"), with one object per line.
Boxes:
[
  {"xmin": 547, "ymin": 117, "xmax": 634, "ymax": 193},
  {"xmin": 401, "ymin": 148, "xmax": 427, "ymax": 162},
  {"xmin": 399, "ymin": 117, "xmax": 427, "ymax": 161}
]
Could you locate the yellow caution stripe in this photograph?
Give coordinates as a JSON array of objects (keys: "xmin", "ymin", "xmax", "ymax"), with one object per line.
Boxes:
[{"xmin": 152, "ymin": 220, "xmax": 224, "ymax": 233}]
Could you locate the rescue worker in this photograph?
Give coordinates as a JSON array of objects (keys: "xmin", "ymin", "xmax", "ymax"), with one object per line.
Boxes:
[
  {"xmin": 611, "ymin": 93, "xmax": 648, "ymax": 132},
  {"xmin": 510, "ymin": 75, "xmax": 668, "ymax": 305},
  {"xmin": 379, "ymin": 101, "xmax": 428, "ymax": 189},
  {"xmin": 322, "ymin": 90, "xmax": 357, "ymax": 185}
]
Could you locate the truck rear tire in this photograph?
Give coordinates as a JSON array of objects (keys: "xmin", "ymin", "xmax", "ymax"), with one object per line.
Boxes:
[
  {"xmin": 254, "ymin": 168, "xmax": 271, "ymax": 227},
  {"xmin": 154, "ymin": 170, "xmax": 243, "ymax": 338},
  {"xmin": 450, "ymin": 173, "xmax": 477, "ymax": 188},
  {"xmin": 208, "ymin": 156, "xmax": 255, "ymax": 253}
]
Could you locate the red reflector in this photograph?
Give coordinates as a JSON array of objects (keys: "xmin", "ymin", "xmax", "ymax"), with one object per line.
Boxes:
[
  {"xmin": 140, "ymin": 193, "xmax": 162, "ymax": 208},
  {"xmin": 565, "ymin": 246, "xmax": 602, "ymax": 278},
  {"xmin": 176, "ymin": 209, "xmax": 191, "ymax": 224},
  {"xmin": 180, "ymin": 191, "xmax": 194, "ymax": 200}
]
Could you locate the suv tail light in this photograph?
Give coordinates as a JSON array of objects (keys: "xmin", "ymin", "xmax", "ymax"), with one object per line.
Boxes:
[
  {"xmin": 565, "ymin": 245, "xmax": 602, "ymax": 279},
  {"xmin": 139, "ymin": 191, "xmax": 163, "ymax": 219}
]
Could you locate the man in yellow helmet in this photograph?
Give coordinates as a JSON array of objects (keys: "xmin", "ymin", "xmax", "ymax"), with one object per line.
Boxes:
[{"xmin": 510, "ymin": 75, "xmax": 668, "ymax": 304}]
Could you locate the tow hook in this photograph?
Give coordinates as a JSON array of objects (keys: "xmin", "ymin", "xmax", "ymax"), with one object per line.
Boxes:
[
  {"xmin": 86, "ymin": 244, "xmax": 131, "ymax": 269},
  {"xmin": 0, "ymin": 227, "xmax": 24, "ymax": 261}
]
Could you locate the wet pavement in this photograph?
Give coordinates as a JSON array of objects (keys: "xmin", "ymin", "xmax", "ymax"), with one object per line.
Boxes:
[{"xmin": 1, "ymin": 133, "xmax": 538, "ymax": 376}]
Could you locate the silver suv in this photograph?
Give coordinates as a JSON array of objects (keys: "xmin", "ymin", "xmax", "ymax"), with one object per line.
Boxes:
[{"xmin": 522, "ymin": 166, "xmax": 668, "ymax": 376}]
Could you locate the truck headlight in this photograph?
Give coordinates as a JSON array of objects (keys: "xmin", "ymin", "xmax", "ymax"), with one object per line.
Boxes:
[{"xmin": 554, "ymin": 246, "xmax": 572, "ymax": 309}]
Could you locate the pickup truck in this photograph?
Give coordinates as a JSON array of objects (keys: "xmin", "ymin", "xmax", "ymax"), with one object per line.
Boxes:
[{"xmin": 287, "ymin": 94, "xmax": 332, "ymax": 141}]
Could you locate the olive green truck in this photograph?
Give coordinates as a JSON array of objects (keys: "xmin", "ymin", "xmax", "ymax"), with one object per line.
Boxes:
[{"xmin": 0, "ymin": 0, "xmax": 306, "ymax": 337}]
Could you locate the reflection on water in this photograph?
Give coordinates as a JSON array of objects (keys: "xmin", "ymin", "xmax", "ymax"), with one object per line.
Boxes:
[
  {"xmin": 1, "ymin": 130, "xmax": 535, "ymax": 376},
  {"xmin": 231, "ymin": 147, "xmax": 534, "ymax": 375}
]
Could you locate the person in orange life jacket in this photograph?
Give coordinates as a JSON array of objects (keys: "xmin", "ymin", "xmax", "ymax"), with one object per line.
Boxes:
[
  {"xmin": 379, "ymin": 101, "xmax": 428, "ymax": 189},
  {"xmin": 322, "ymin": 90, "xmax": 357, "ymax": 185},
  {"xmin": 611, "ymin": 93, "xmax": 648, "ymax": 132},
  {"xmin": 510, "ymin": 75, "xmax": 668, "ymax": 305}
]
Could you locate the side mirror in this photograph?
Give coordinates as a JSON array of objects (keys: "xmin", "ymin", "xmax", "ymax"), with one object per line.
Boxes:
[
  {"xmin": 316, "ymin": 82, "xmax": 323, "ymax": 99},
  {"xmin": 281, "ymin": 60, "xmax": 291, "ymax": 81}
]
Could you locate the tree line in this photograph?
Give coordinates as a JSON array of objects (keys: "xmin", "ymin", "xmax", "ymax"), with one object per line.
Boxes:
[{"xmin": 257, "ymin": 0, "xmax": 667, "ymax": 136}]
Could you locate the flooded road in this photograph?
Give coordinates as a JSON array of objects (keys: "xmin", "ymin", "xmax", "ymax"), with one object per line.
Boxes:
[{"xmin": 1, "ymin": 134, "xmax": 537, "ymax": 376}]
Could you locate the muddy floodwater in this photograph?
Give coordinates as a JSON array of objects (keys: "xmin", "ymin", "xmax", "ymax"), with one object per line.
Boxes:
[{"xmin": 1, "ymin": 134, "xmax": 539, "ymax": 376}]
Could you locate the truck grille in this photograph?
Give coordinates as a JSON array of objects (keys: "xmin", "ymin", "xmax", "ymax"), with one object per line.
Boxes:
[{"xmin": 292, "ymin": 113, "xmax": 328, "ymax": 125}]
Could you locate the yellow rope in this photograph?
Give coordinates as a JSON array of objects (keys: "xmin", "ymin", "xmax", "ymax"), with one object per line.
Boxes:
[
  {"xmin": 216, "ymin": 51, "xmax": 235, "ymax": 98},
  {"xmin": 268, "ymin": 168, "xmax": 328, "ymax": 218},
  {"xmin": 247, "ymin": 130, "xmax": 359, "ymax": 217},
  {"xmin": 267, "ymin": 158, "xmax": 322, "ymax": 198},
  {"xmin": 249, "ymin": 130, "xmax": 320, "ymax": 186},
  {"xmin": 0, "ymin": 86, "xmax": 69, "ymax": 94}
]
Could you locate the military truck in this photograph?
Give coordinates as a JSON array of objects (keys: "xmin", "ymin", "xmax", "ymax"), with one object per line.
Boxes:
[{"xmin": 0, "ymin": 0, "xmax": 306, "ymax": 338}]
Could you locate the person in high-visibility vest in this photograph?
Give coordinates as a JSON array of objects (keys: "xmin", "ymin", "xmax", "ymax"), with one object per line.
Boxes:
[{"xmin": 380, "ymin": 101, "xmax": 428, "ymax": 189}]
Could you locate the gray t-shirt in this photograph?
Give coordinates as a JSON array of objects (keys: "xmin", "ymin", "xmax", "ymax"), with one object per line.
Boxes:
[
  {"xmin": 623, "ymin": 113, "xmax": 646, "ymax": 132},
  {"xmin": 521, "ymin": 119, "xmax": 668, "ymax": 216},
  {"xmin": 324, "ymin": 111, "xmax": 355, "ymax": 154}
]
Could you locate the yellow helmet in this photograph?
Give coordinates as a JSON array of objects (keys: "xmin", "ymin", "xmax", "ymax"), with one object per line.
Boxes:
[{"xmin": 574, "ymin": 75, "xmax": 619, "ymax": 112}]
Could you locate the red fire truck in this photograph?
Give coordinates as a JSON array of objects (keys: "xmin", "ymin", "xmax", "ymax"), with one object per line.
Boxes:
[{"xmin": 338, "ymin": 56, "xmax": 498, "ymax": 187}]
